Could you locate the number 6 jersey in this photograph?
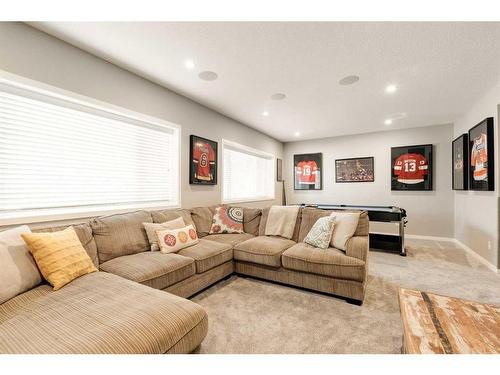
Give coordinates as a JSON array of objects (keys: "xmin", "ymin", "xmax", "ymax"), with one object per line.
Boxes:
[{"xmin": 393, "ymin": 153, "xmax": 428, "ymax": 184}]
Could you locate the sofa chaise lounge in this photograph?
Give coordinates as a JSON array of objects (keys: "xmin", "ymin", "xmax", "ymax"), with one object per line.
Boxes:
[{"xmin": 0, "ymin": 206, "xmax": 369, "ymax": 354}]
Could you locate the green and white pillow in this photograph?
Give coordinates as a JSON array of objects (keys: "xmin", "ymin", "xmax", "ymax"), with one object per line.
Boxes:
[{"xmin": 304, "ymin": 216, "xmax": 336, "ymax": 249}]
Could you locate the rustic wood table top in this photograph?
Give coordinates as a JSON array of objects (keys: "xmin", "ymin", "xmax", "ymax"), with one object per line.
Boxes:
[{"xmin": 398, "ymin": 288, "xmax": 500, "ymax": 354}]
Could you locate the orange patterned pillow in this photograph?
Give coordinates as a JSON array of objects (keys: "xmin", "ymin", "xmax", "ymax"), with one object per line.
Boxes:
[
  {"xmin": 209, "ymin": 206, "xmax": 244, "ymax": 234},
  {"xmin": 155, "ymin": 224, "xmax": 199, "ymax": 253}
]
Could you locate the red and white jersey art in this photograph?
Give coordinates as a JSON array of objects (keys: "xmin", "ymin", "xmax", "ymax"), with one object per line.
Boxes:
[
  {"xmin": 193, "ymin": 141, "xmax": 215, "ymax": 181},
  {"xmin": 471, "ymin": 133, "xmax": 488, "ymax": 181},
  {"xmin": 296, "ymin": 160, "xmax": 318, "ymax": 184},
  {"xmin": 393, "ymin": 153, "xmax": 428, "ymax": 184}
]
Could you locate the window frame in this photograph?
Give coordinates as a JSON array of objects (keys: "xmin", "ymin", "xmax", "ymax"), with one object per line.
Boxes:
[
  {"xmin": 0, "ymin": 70, "xmax": 181, "ymax": 226},
  {"xmin": 221, "ymin": 139, "xmax": 276, "ymax": 204}
]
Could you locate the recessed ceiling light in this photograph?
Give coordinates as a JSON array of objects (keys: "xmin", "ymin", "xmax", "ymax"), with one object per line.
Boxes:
[
  {"xmin": 184, "ymin": 59, "xmax": 195, "ymax": 70},
  {"xmin": 294, "ymin": 131, "xmax": 301, "ymax": 137},
  {"xmin": 262, "ymin": 111, "xmax": 269, "ymax": 117},
  {"xmin": 339, "ymin": 75, "xmax": 360, "ymax": 86},
  {"xmin": 271, "ymin": 93, "xmax": 287, "ymax": 101},
  {"xmin": 384, "ymin": 119, "xmax": 393, "ymax": 125},
  {"xmin": 385, "ymin": 84, "xmax": 397, "ymax": 93},
  {"xmin": 198, "ymin": 71, "xmax": 218, "ymax": 81}
]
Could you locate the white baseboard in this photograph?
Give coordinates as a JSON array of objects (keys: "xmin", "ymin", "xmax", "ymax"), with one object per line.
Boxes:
[
  {"xmin": 405, "ymin": 234, "xmax": 456, "ymax": 242},
  {"xmin": 402, "ymin": 234, "xmax": 499, "ymax": 274},
  {"xmin": 453, "ymin": 239, "xmax": 499, "ymax": 274}
]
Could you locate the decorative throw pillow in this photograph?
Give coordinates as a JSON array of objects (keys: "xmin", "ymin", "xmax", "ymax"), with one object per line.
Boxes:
[
  {"xmin": 21, "ymin": 227, "xmax": 98, "ymax": 291},
  {"xmin": 143, "ymin": 216, "xmax": 185, "ymax": 251},
  {"xmin": 156, "ymin": 224, "xmax": 199, "ymax": 254},
  {"xmin": 329, "ymin": 212, "xmax": 360, "ymax": 251},
  {"xmin": 209, "ymin": 206, "xmax": 244, "ymax": 234},
  {"xmin": 0, "ymin": 225, "xmax": 43, "ymax": 304},
  {"xmin": 304, "ymin": 216, "xmax": 336, "ymax": 249}
]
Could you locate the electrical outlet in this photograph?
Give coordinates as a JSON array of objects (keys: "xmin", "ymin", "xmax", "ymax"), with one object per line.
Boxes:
[{"xmin": 487, "ymin": 241, "xmax": 491, "ymax": 250}]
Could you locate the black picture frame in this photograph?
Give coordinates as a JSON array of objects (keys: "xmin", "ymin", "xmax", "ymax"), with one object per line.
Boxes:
[
  {"xmin": 452, "ymin": 134, "xmax": 468, "ymax": 190},
  {"xmin": 294, "ymin": 153, "xmax": 322, "ymax": 190},
  {"xmin": 335, "ymin": 157, "xmax": 374, "ymax": 183},
  {"xmin": 468, "ymin": 117, "xmax": 494, "ymax": 191},
  {"xmin": 391, "ymin": 144, "xmax": 433, "ymax": 191},
  {"xmin": 276, "ymin": 158, "xmax": 283, "ymax": 182},
  {"xmin": 189, "ymin": 135, "xmax": 218, "ymax": 185}
]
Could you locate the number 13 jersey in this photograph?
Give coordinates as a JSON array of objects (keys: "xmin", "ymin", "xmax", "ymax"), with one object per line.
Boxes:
[{"xmin": 393, "ymin": 153, "xmax": 428, "ymax": 184}]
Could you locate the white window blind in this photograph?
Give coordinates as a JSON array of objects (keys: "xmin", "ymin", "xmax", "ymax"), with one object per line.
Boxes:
[
  {"xmin": 0, "ymin": 80, "xmax": 180, "ymax": 222},
  {"xmin": 223, "ymin": 140, "xmax": 274, "ymax": 203}
]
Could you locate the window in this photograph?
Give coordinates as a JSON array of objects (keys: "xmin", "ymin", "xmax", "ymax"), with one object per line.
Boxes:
[
  {"xmin": 0, "ymin": 76, "xmax": 180, "ymax": 224},
  {"xmin": 222, "ymin": 140, "xmax": 275, "ymax": 203}
]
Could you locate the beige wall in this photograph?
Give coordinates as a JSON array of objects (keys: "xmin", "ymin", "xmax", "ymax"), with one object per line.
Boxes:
[
  {"xmin": 0, "ymin": 22, "xmax": 283, "ymax": 220},
  {"xmin": 283, "ymin": 124, "xmax": 454, "ymax": 237},
  {"xmin": 453, "ymin": 80, "xmax": 500, "ymax": 270}
]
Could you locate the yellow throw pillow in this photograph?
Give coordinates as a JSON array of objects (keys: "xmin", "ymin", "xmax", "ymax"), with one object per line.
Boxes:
[{"xmin": 21, "ymin": 227, "xmax": 98, "ymax": 290}]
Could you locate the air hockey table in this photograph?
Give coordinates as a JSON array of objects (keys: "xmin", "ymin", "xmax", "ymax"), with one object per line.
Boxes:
[{"xmin": 300, "ymin": 204, "xmax": 408, "ymax": 256}]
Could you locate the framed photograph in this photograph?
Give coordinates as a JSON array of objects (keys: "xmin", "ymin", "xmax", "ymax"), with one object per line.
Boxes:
[
  {"xmin": 277, "ymin": 158, "xmax": 283, "ymax": 182},
  {"xmin": 335, "ymin": 157, "xmax": 374, "ymax": 183},
  {"xmin": 294, "ymin": 153, "xmax": 322, "ymax": 190},
  {"xmin": 468, "ymin": 117, "xmax": 494, "ymax": 191},
  {"xmin": 391, "ymin": 144, "xmax": 433, "ymax": 191},
  {"xmin": 189, "ymin": 135, "xmax": 217, "ymax": 185},
  {"xmin": 452, "ymin": 134, "xmax": 468, "ymax": 190}
]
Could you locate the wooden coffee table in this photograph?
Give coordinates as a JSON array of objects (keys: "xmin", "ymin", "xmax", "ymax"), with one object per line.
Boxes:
[{"xmin": 398, "ymin": 288, "xmax": 500, "ymax": 354}]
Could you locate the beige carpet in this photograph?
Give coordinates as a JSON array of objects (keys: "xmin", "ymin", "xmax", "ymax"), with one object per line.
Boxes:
[{"xmin": 192, "ymin": 239, "xmax": 500, "ymax": 353}]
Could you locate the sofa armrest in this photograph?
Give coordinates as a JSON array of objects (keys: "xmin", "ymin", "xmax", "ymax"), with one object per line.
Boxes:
[{"xmin": 345, "ymin": 236, "xmax": 369, "ymax": 262}]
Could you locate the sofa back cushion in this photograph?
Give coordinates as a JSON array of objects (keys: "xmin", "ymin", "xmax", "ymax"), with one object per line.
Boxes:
[
  {"xmin": 259, "ymin": 206, "xmax": 302, "ymax": 242},
  {"xmin": 190, "ymin": 206, "xmax": 217, "ymax": 238},
  {"xmin": 242, "ymin": 207, "xmax": 262, "ymax": 236},
  {"xmin": 0, "ymin": 225, "xmax": 43, "ymax": 304},
  {"xmin": 151, "ymin": 209, "xmax": 195, "ymax": 228},
  {"xmin": 298, "ymin": 207, "xmax": 369, "ymax": 242},
  {"xmin": 34, "ymin": 222, "xmax": 99, "ymax": 267},
  {"xmin": 90, "ymin": 210, "xmax": 152, "ymax": 264}
]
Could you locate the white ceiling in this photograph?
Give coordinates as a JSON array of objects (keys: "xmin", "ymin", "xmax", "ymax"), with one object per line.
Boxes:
[{"xmin": 29, "ymin": 22, "xmax": 500, "ymax": 142}]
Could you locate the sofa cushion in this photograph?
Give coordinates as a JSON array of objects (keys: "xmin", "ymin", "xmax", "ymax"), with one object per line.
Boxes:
[
  {"xmin": 0, "ymin": 225, "xmax": 43, "ymax": 304},
  {"xmin": 190, "ymin": 206, "xmax": 217, "ymax": 238},
  {"xmin": 298, "ymin": 208, "xmax": 369, "ymax": 242},
  {"xmin": 282, "ymin": 242, "xmax": 366, "ymax": 282},
  {"xmin": 0, "ymin": 272, "xmax": 207, "ymax": 354},
  {"xmin": 90, "ymin": 210, "xmax": 152, "ymax": 263},
  {"xmin": 205, "ymin": 233, "xmax": 255, "ymax": 247},
  {"xmin": 259, "ymin": 207, "xmax": 302, "ymax": 242},
  {"xmin": 234, "ymin": 236, "xmax": 295, "ymax": 267},
  {"xmin": 151, "ymin": 208, "xmax": 195, "ymax": 228},
  {"xmin": 34, "ymin": 222, "xmax": 99, "ymax": 267},
  {"xmin": 100, "ymin": 251, "xmax": 195, "ymax": 289},
  {"xmin": 242, "ymin": 208, "xmax": 262, "ymax": 236},
  {"xmin": 178, "ymin": 239, "xmax": 232, "ymax": 274}
]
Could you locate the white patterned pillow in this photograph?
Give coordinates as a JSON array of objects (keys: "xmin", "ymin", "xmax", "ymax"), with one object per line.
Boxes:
[
  {"xmin": 155, "ymin": 225, "xmax": 199, "ymax": 253},
  {"xmin": 304, "ymin": 216, "xmax": 336, "ymax": 249}
]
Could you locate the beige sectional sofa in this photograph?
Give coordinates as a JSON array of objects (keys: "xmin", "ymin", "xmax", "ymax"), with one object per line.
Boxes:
[{"xmin": 0, "ymin": 205, "xmax": 369, "ymax": 354}]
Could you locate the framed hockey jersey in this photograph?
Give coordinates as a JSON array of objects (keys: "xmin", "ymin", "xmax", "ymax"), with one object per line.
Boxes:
[
  {"xmin": 468, "ymin": 117, "xmax": 494, "ymax": 191},
  {"xmin": 189, "ymin": 135, "xmax": 217, "ymax": 185},
  {"xmin": 294, "ymin": 153, "xmax": 322, "ymax": 190},
  {"xmin": 391, "ymin": 144, "xmax": 433, "ymax": 191},
  {"xmin": 452, "ymin": 134, "xmax": 468, "ymax": 190}
]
